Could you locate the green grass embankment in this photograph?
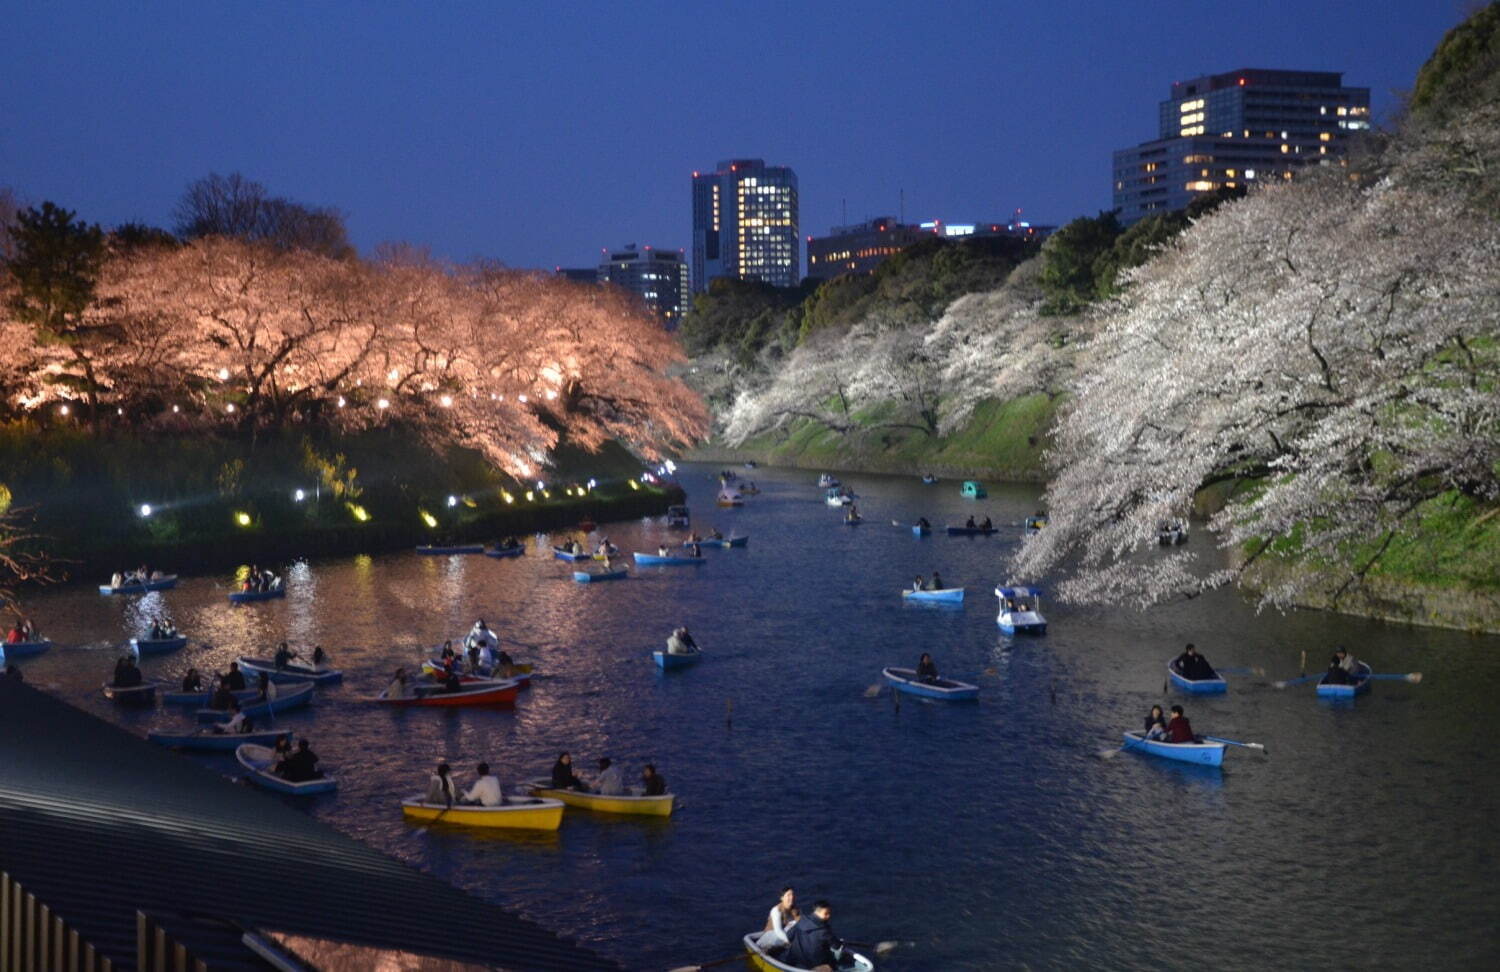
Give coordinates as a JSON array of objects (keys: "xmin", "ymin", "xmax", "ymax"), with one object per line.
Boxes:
[{"xmin": 691, "ymin": 395, "xmax": 1058, "ymax": 481}]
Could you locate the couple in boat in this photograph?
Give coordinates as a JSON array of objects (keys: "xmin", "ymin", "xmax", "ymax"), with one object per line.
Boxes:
[{"xmin": 757, "ymin": 887, "xmax": 856, "ymax": 970}]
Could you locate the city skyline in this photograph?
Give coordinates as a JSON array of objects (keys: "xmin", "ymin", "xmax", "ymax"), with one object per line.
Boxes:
[{"xmin": 1, "ymin": 1, "xmax": 1466, "ymax": 270}]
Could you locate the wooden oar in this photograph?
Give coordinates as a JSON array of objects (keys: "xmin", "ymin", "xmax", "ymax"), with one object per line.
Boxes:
[
  {"xmin": 845, "ymin": 940, "xmax": 900, "ymax": 956},
  {"xmin": 1203, "ymin": 735, "xmax": 1266, "ymax": 752},
  {"xmin": 1365, "ymin": 672, "xmax": 1422, "ymax": 683}
]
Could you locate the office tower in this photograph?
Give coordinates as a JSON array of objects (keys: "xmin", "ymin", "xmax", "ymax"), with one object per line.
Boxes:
[
  {"xmin": 691, "ymin": 159, "xmax": 799, "ymax": 291},
  {"xmin": 597, "ymin": 244, "xmax": 691, "ymax": 329}
]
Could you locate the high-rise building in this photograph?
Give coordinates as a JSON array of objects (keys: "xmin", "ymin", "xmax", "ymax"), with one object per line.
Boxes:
[
  {"xmin": 597, "ymin": 244, "xmax": 692, "ymax": 329},
  {"xmin": 1112, "ymin": 68, "xmax": 1370, "ymax": 224},
  {"xmin": 691, "ymin": 159, "xmax": 799, "ymax": 291}
]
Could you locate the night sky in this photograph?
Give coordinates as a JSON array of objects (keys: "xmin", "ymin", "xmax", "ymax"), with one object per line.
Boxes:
[{"xmin": 1, "ymin": 0, "xmax": 1465, "ymax": 269}]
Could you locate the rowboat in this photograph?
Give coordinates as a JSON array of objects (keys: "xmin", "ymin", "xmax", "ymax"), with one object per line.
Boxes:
[
  {"xmin": 1317, "ymin": 661, "xmax": 1372, "ymax": 700},
  {"xmin": 817, "ymin": 474, "xmax": 840, "ymax": 488},
  {"xmin": 1121, "ymin": 730, "xmax": 1225, "ymax": 767},
  {"xmin": 921, "ymin": 474, "xmax": 938, "ymax": 484},
  {"xmin": 376, "ymin": 679, "xmax": 522, "ymax": 706},
  {"xmin": 148, "ymin": 727, "xmax": 290, "ymax": 751},
  {"xmin": 526, "ymin": 779, "xmax": 675, "ymax": 817},
  {"xmin": 912, "ymin": 524, "xmax": 930, "ymax": 536},
  {"xmin": 633, "ymin": 552, "xmax": 705, "ymax": 566},
  {"xmin": 946, "ymin": 525, "xmax": 998, "ymax": 536},
  {"xmin": 691, "ymin": 535, "xmax": 748, "ymax": 548},
  {"xmin": 1023, "ymin": 514, "xmax": 1048, "ymax": 535},
  {"xmin": 236, "ymin": 743, "xmax": 336, "ymax": 795},
  {"xmin": 653, "ymin": 649, "xmax": 702, "ymax": 670},
  {"xmin": 574, "ymin": 567, "xmax": 628, "ymax": 582},
  {"xmin": 236, "ymin": 656, "xmax": 343, "ymax": 685},
  {"xmin": 995, "ymin": 585, "xmax": 1047, "ymax": 634},
  {"xmin": 1167, "ymin": 662, "xmax": 1227, "ymax": 694},
  {"xmin": 825, "ymin": 490, "xmax": 854, "ymax": 506},
  {"xmin": 903, "ymin": 587, "xmax": 964, "ymax": 603},
  {"xmin": 882, "ymin": 666, "xmax": 979, "ymax": 701},
  {"xmin": 961, "ymin": 480, "xmax": 987, "ymax": 498},
  {"xmin": 0, "ymin": 639, "xmax": 51, "ymax": 658},
  {"xmin": 99, "ymin": 575, "xmax": 178, "ymax": 595},
  {"xmin": 129, "ymin": 634, "xmax": 187, "ymax": 656},
  {"xmin": 228, "ymin": 588, "xmax": 285, "ymax": 603},
  {"xmin": 844, "ymin": 516, "xmax": 863, "ymax": 525},
  {"xmin": 553, "ymin": 546, "xmax": 591, "ymax": 561},
  {"xmin": 716, "ymin": 490, "xmax": 743, "ymax": 507},
  {"xmin": 162, "ymin": 686, "xmax": 260, "ymax": 706},
  {"xmin": 401, "ymin": 796, "xmax": 565, "ymax": 831},
  {"xmin": 197, "ymin": 681, "xmax": 314, "ymax": 723},
  {"xmin": 102, "ymin": 682, "xmax": 157, "ymax": 705},
  {"xmin": 419, "ymin": 659, "xmax": 532, "ymax": 684},
  {"xmin": 742, "ymin": 934, "xmax": 873, "ymax": 972},
  {"xmin": 483, "ymin": 545, "xmax": 526, "ymax": 558},
  {"xmin": 416, "ymin": 544, "xmax": 486, "ymax": 555},
  {"xmin": 666, "ymin": 505, "xmax": 691, "ymax": 527}
]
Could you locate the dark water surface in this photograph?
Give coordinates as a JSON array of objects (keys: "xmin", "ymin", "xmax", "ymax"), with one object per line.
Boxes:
[{"xmin": 11, "ymin": 464, "xmax": 1500, "ymax": 970}]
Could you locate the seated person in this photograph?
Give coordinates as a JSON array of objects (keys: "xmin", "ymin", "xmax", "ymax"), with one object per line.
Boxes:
[
  {"xmin": 783, "ymin": 900, "xmax": 847, "ymax": 971},
  {"xmin": 1171, "ymin": 643, "xmax": 1217, "ymax": 681},
  {"xmin": 278, "ymin": 739, "xmax": 322, "ymax": 782},
  {"xmin": 1323, "ymin": 654, "xmax": 1352, "ymax": 685},
  {"xmin": 273, "ymin": 642, "xmax": 298, "ymax": 669},
  {"xmin": 658, "ymin": 544, "xmax": 670, "ymax": 556},
  {"xmin": 1143, "ymin": 705, "xmax": 1168, "ymax": 740},
  {"xmin": 915, "ymin": 652, "xmax": 939, "ymax": 683},
  {"xmin": 1163, "ymin": 705, "xmax": 1195, "ymax": 743},
  {"xmin": 224, "ymin": 663, "xmax": 247, "ymax": 691},
  {"xmin": 181, "ymin": 668, "xmax": 203, "ymax": 693},
  {"xmin": 640, "ymin": 763, "xmax": 666, "ymax": 796},
  {"xmin": 965, "ymin": 516, "xmax": 977, "ymax": 529},
  {"xmin": 593, "ymin": 757, "xmax": 625, "ymax": 796},
  {"xmin": 461, "ymin": 762, "xmax": 506, "ymax": 806},
  {"xmin": 214, "ymin": 703, "xmax": 250, "ymax": 734},
  {"xmin": 550, "ymin": 752, "xmax": 587, "ymax": 791},
  {"xmin": 209, "ymin": 679, "xmax": 236, "ymax": 709},
  {"xmin": 931, "ymin": 571, "xmax": 944, "ymax": 590},
  {"xmin": 756, "ymin": 886, "xmax": 801, "ymax": 951},
  {"xmin": 425, "ymin": 762, "xmax": 457, "ymax": 805},
  {"xmin": 980, "ymin": 516, "xmax": 992, "ymax": 530},
  {"xmin": 113, "ymin": 656, "xmax": 143, "ymax": 687},
  {"xmin": 385, "ymin": 668, "xmax": 413, "ymax": 699},
  {"xmin": 917, "ymin": 516, "xmax": 931, "ymax": 529},
  {"xmin": 912, "ymin": 575, "xmax": 926, "ymax": 591}
]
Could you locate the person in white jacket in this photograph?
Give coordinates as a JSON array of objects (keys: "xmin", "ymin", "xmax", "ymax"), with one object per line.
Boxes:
[
  {"xmin": 424, "ymin": 762, "xmax": 457, "ymax": 806},
  {"xmin": 461, "ymin": 762, "xmax": 505, "ymax": 806},
  {"xmin": 593, "ymin": 757, "xmax": 625, "ymax": 796},
  {"xmin": 755, "ymin": 886, "xmax": 800, "ymax": 950}
]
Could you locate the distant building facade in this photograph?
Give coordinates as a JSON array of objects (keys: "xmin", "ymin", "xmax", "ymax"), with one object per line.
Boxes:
[
  {"xmin": 554, "ymin": 267, "xmax": 598, "ymax": 285},
  {"xmin": 598, "ymin": 244, "xmax": 691, "ymax": 329},
  {"xmin": 1112, "ymin": 68, "xmax": 1371, "ymax": 224},
  {"xmin": 806, "ymin": 215, "xmax": 1054, "ymax": 280},
  {"xmin": 691, "ymin": 159, "xmax": 799, "ymax": 291}
]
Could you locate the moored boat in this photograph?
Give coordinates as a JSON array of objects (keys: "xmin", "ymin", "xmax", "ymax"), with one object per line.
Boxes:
[
  {"xmin": 0, "ymin": 639, "xmax": 51, "ymax": 658},
  {"xmin": 526, "ymin": 779, "xmax": 675, "ymax": 816},
  {"xmin": 197, "ymin": 681, "xmax": 314, "ymax": 723},
  {"xmin": 102, "ymin": 681, "xmax": 158, "ymax": 705},
  {"xmin": 633, "ymin": 551, "xmax": 706, "ymax": 566},
  {"xmin": 653, "ymin": 649, "xmax": 702, "ymax": 670},
  {"xmin": 995, "ymin": 585, "xmax": 1047, "ymax": 634},
  {"xmin": 400, "ymin": 796, "xmax": 565, "ymax": 831},
  {"xmin": 236, "ymin": 743, "xmax": 336, "ymax": 795},
  {"xmin": 902, "ymin": 587, "xmax": 964, "ymax": 603},
  {"xmin": 1317, "ymin": 661, "xmax": 1372, "ymax": 700},
  {"xmin": 237, "ymin": 656, "xmax": 343, "ymax": 684},
  {"xmin": 376, "ymin": 679, "xmax": 522, "ymax": 706},
  {"xmin": 1167, "ymin": 662, "xmax": 1227, "ymax": 694},
  {"xmin": 483, "ymin": 544, "xmax": 526, "ymax": 558},
  {"xmin": 148, "ymin": 727, "xmax": 290, "ymax": 751},
  {"xmin": 415, "ymin": 543, "xmax": 486, "ymax": 555},
  {"xmin": 130, "ymin": 634, "xmax": 187, "ymax": 656},
  {"xmin": 882, "ymin": 666, "xmax": 979, "ymax": 701},
  {"xmin": 228, "ymin": 587, "xmax": 285, "ymax": 603},
  {"xmin": 574, "ymin": 567, "xmax": 628, "ymax": 582},
  {"xmin": 742, "ymin": 933, "xmax": 873, "ymax": 972},
  {"xmin": 1121, "ymin": 730, "xmax": 1225, "ymax": 767},
  {"xmin": 98, "ymin": 575, "xmax": 178, "ymax": 595}
]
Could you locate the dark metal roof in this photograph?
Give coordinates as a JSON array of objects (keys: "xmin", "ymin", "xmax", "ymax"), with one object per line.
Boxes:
[{"xmin": 0, "ymin": 679, "xmax": 629, "ymax": 971}]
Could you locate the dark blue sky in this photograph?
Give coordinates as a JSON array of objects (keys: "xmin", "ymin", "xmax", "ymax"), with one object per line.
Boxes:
[{"xmin": 1, "ymin": 1, "xmax": 1466, "ymax": 269}]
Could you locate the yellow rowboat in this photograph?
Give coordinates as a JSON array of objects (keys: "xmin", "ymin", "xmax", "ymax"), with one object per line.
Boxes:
[
  {"xmin": 526, "ymin": 779, "xmax": 675, "ymax": 817},
  {"xmin": 742, "ymin": 934, "xmax": 873, "ymax": 971},
  {"xmin": 401, "ymin": 797, "xmax": 565, "ymax": 831}
]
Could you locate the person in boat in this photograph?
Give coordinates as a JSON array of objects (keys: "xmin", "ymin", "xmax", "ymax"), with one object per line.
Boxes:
[
  {"xmin": 917, "ymin": 516, "xmax": 931, "ymax": 530},
  {"xmin": 915, "ymin": 652, "xmax": 940, "ymax": 684},
  {"xmin": 495, "ymin": 648, "xmax": 517, "ymax": 678},
  {"xmin": 209, "ymin": 678, "xmax": 236, "ymax": 710},
  {"xmin": 273, "ymin": 642, "xmax": 298, "ymax": 669},
  {"xmin": 113, "ymin": 655, "xmax": 144, "ymax": 688},
  {"xmin": 385, "ymin": 668, "xmax": 413, "ymax": 699},
  {"xmin": 272, "ymin": 734, "xmax": 293, "ymax": 765},
  {"xmin": 462, "ymin": 762, "xmax": 507, "ymax": 806},
  {"xmin": 110, "ymin": 571, "xmax": 125, "ymax": 589},
  {"xmin": 215, "ymin": 702, "xmax": 250, "ymax": 735},
  {"xmin": 782, "ymin": 900, "xmax": 849, "ymax": 971},
  {"xmin": 666, "ymin": 627, "xmax": 698, "ymax": 655},
  {"xmin": 931, "ymin": 570, "xmax": 944, "ymax": 590},
  {"xmin": 965, "ymin": 515, "xmax": 977, "ymax": 529},
  {"xmin": 279, "ymin": 738, "xmax": 322, "ymax": 782},
  {"xmin": 569, "ymin": 539, "xmax": 585, "ymax": 556},
  {"xmin": 1335, "ymin": 645, "xmax": 1361, "ymax": 678},
  {"xmin": 1171, "ymin": 643, "xmax": 1217, "ymax": 681},
  {"xmin": 311, "ymin": 645, "xmax": 329, "ymax": 667},
  {"xmin": 5, "ymin": 664, "xmax": 21, "ymax": 682},
  {"xmin": 224, "ymin": 662, "xmax": 247, "ymax": 691},
  {"xmin": 1322, "ymin": 653, "xmax": 1352, "ymax": 685},
  {"xmin": 912, "ymin": 575, "xmax": 926, "ymax": 592},
  {"xmin": 640, "ymin": 763, "xmax": 666, "ymax": 796},
  {"xmin": 980, "ymin": 516, "xmax": 992, "ymax": 531},
  {"xmin": 846, "ymin": 504, "xmax": 860, "ymax": 520},
  {"xmin": 1163, "ymin": 704, "xmax": 1195, "ymax": 743},
  {"xmin": 756, "ymin": 886, "xmax": 801, "ymax": 951},
  {"xmin": 688, "ymin": 541, "xmax": 702, "ymax": 557},
  {"xmin": 181, "ymin": 668, "xmax": 203, "ymax": 693},
  {"xmin": 550, "ymin": 752, "xmax": 588, "ymax": 791},
  {"xmin": 443, "ymin": 672, "xmax": 464, "ymax": 692},
  {"xmin": 256, "ymin": 674, "xmax": 278, "ymax": 702},
  {"xmin": 425, "ymin": 761, "xmax": 457, "ymax": 806},
  {"xmin": 1144, "ymin": 705, "xmax": 1168, "ymax": 740},
  {"xmin": 5, "ymin": 623, "xmax": 23, "ymax": 644},
  {"xmin": 709, "ymin": 527, "xmax": 724, "ymax": 540},
  {"xmin": 658, "ymin": 543, "xmax": 671, "ymax": 556},
  {"xmin": 593, "ymin": 757, "xmax": 625, "ymax": 796},
  {"xmin": 466, "ymin": 642, "xmax": 484, "ymax": 674}
]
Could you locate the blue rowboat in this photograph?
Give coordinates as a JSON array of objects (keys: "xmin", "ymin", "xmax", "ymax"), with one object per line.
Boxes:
[
  {"xmin": 228, "ymin": 588, "xmax": 285, "ymax": 603},
  {"xmin": 236, "ymin": 656, "xmax": 343, "ymax": 685},
  {"xmin": 912, "ymin": 524, "xmax": 930, "ymax": 537},
  {"xmin": 1317, "ymin": 661, "xmax": 1372, "ymax": 700},
  {"xmin": 162, "ymin": 686, "xmax": 260, "ymax": 706},
  {"xmin": 903, "ymin": 587, "xmax": 964, "ymax": 603},
  {"xmin": 148, "ymin": 728, "xmax": 290, "ymax": 751},
  {"xmin": 130, "ymin": 635, "xmax": 187, "ymax": 656},
  {"xmin": 946, "ymin": 526, "xmax": 998, "ymax": 536},
  {"xmin": 102, "ymin": 681, "xmax": 158, "ymax": 705},
  {"xmin": 198, "ymin": 681, "xmax": 314, "ymax": 723},
  {"xmin": 0, "ymin": 639, "xmax": 51, "ymax": 658},
  {"xmin": 653, "ymin": 649, "xmax": 702, "ymax": 670},
  {"xmin": 1167, "ymin": 662, "xmax": 1227, "ymax": 695},
  {"xmin": 416, "ymin": 544, "xmax": 486, "ymax": 555},
  {"xmin": 98, "ymin": 575, "xmax": 178, "ymax": 595},
  {"xmin": 634, "ymin": 552, "xmax": 706, "ymax": 566},
  {"xmin": 574, "ymin": 568, "xmax": 628, "ymax": 582},
  {"xmin": 995, "ymin": 585, "xmax": 1047, "ymax": 634},
  {"xmin": 882, "ymin": 666, "xmax": 979, "ymax": 701},
  {"xmin": 553, "ymin": 546, "xmax": 591, "ymax": 561},
  {"xmin": 236, "ymin": 743, "xmax": 336, "ymax": 795},
  {"xmin": 691, "ymin": 535, "xmax": 749, "ymax": 548},
  {"xmin": 484, "ymin": 545, "xmax": 525, "ymax": 558},
  {"xmin": 1122, "ymin": 730, "xmax": 1225, "ymax": 767}
]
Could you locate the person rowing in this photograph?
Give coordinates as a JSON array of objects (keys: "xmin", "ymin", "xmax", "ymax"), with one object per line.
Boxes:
[
  {"xmin": 214, "ymin": 701, "xmax": 251, "ymax": 734},
  {"xmin": 666, "ymin": 626, "xmax": 698, "ymax": 655},
  {"xmin": 223, "ymin": 662, "xmax": 247, "ymax": 691},
  {"xmin": 1170, "ymin": 643, "xmax": 1217, "ymax": 681},
  {"xmin": 273, "ymin": 641, "xmax": 299, "ymax": 669},
  {"xmin": 917, "ymin": 516, "xmax": 930, "ymax": 530},
  {"xmin": 278, "ymin": 738, "xmax": 322, "ymax": 782},
  {"xmin": 708, "ymin": 526, "xmax": 723, "ymax": 540},
  {"xmin": 461, "ymin": 762, "xmax": 507, "ymax": 806},
  {"xmin": 965, "ymin": 515, "xmax": 977, "ymax": 529},
  {"xmin": 979, "ymin": 516, "xmax": 992, "ymax": 530},
  {"xmin": 181, "ymin": 668, "xmax": 203, "ymax": 693},
  {"xmin": 112, "ymin": 654, "xmax": 143, "ymax": 688},
  {"xmin": 915, "ymin": 652, "xmax": 940, "ymax": 684},
  {"xmin": 1163, "ymin": 704, "xmax": 1195, "ymax": 743},
  {"xmin": 385, "ymin": 667, "xmax": 413, "ymax": 699},
  {"xmin": 640, "ymin": 763, "xmax": 666, "ymax": 796},
  {"xmin": 783, "ymin": 899, "xmax": 851, "ymax": 971}
]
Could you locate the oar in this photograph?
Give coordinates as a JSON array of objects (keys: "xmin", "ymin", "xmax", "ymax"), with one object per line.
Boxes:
[
  {"xmin": 1216, "ymin": 666, "xmax": 1265, "ymax": 677},
  {"xmin": 1202, "ymin": 735, "xmax": 1266, "ymax": 753},
  {"xmin": 846, "ymin": 940, "xmax": 900, "ymax": 957},
  {"xmin": 864, "ymin": 679, "xmax": 884, "ymax": 698},
  {"xmin": 1365, "ymin": 672, "xmax": 1423, "ymax": 683}
]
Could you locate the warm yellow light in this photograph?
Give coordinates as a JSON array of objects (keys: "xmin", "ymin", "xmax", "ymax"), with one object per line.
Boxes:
[
  {"xmin": 440, "ymin": 395, "xmax": 453, "ymax": 408},
  {"xmin": 524, "ymin": 491, "xmax": 534, "ymax": 502},
  {"xmin": 420, "ymin": 510, "xmax": 438, "ymax": 528},
  {"xmin": 628, "ymin": 479, "xmax": 640, "ymax": 491},
  {"xmin": 234, "ymin": 511, "xmax": 252, "ymax": 527},
  {"xmin": 347, "ymin": 503, "xmax": 370, "ymax": 522},
  {"xmin": 502, "ymin": 490, "xmax": 515, "ymax": 504},
  {"xmin": 542, "ymin": 490, "xmax": 551, "ymax": 499}
]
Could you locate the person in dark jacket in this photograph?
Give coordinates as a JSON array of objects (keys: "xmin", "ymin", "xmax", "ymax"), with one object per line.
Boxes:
[
  {"xmin": 1171, "ymin": 644, "xmax": 1216, "ymax": 681},
  {"xmin": 1144, "ymin": 705, "xmax": 1168, "ymax": 739},
  {"xmin": 641, "ymin": 763, "xmax": 666, "ymax": 796},
  {"xmin": 210, "ymin": 679, "xmax": 236, "ymax": 710},
  {"xmin": 1322, "ymin": 653, "xmax": 1351, "ymax": 684},
  {"xmin": 550, "ymin": 752, "xmax": 587, "ymax": 791},
  {"xmin": 782, "ymin": 900, "xmax": 848, "ymax": 970},
  {"xmin": 915, "ymin": 653, "xmax": 939, "ymax": 683},
  {"xmin": 113, "ymin": 656, "xmax": 143, "ymax": 687},
  {"xmin": 1163, "ymin": 705, "xmax": 1195, "ymax": 743},
  {"xmin": 181, "ymin": 668, "xmax": 203, "ymax": 693},
  {"xmin": 224, "ymin": 662, "xmax": 247, "ymax": 691},
  {"xmin": 279, "ymin": 739, "xmax": 322, "ymax": 782}
]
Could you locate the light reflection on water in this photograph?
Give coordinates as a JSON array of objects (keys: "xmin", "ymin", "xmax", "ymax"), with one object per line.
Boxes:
[{"xmin": 13, "ymin": 464, "xmax": 1500, "ymax": 970}]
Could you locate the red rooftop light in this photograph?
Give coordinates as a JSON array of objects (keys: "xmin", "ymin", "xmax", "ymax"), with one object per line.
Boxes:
[{"xmin": 1239, "ymin": 77, "xmax": 1246, "ymax": 86}]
